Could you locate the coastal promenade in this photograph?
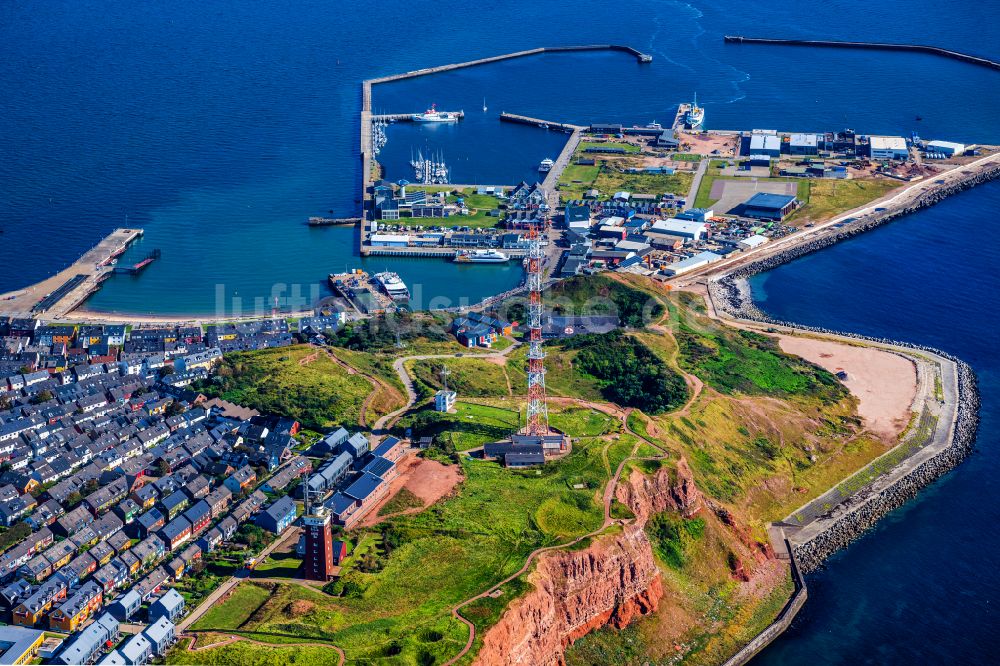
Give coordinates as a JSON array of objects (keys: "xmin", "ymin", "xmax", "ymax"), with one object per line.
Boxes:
[
  {"xmin": 672, "ymin": 148, "xmax": 1000, "ymax": 288},
  {"xmin": 700, "ymin": 282, "xmax": 968, "ymax": 664}
]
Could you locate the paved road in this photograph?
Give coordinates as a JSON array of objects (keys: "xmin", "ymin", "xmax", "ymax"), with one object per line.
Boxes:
[
  {"xmin": 685, "ymin": 157, "xmax": 710, "ymax": 210},
  {"xmin": 675, "ymin": 149, "xmax": 1000, "ymax": 287}
]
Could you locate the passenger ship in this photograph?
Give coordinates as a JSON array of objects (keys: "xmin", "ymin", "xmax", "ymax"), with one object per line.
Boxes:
[
  {"xmin": 412, "ymin": 104, "xmax": 459, "ymax": 123},
  {"xmin": 454, "ymin": 249, "xmax": 510, "ymax": 263},
  {"xmin": 373, "ymin": 272, "xmax": 410, "ymax": 300}
]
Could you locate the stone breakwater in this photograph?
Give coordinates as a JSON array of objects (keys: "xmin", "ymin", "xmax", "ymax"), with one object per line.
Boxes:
[{"xmin": 705, "ymin": 167, "xmax": 989, "ymax": 570}]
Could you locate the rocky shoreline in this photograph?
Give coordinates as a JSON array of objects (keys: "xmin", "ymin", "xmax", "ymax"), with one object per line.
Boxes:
[{"xmin": 705, "ymin": 168, "xmax": 992, "ymax": 571}]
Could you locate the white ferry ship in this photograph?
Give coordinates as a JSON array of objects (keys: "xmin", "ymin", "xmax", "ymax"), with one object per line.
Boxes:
[
  {"xmin": 684, "ymin": 93, "xmax": 705, "ymax": 129},
  {"xmin": 412, "ymin": 104, "xmax": 459, "ymax": 123},
  {"xmin": 538, "ymin": 158, "xmax": 555, "ymax": 172},
  {"xmin": 373, "ymin": 271, "xmax": 410, "ymax": 300},
  {"xmin": 454, "ymin": 249, "xmax": 510, "ymax": 263}
]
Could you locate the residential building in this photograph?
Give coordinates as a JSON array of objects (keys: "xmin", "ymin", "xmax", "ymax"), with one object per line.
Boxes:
[
  {"xmin": 256, "ymin": 496, "xmax": 296, "ymax": 534},
  {"xmin": 0, "ymin": 626, "xmax": 45, "ymax": 666},
  {"xmin": 148, "ymin": 588, "xmax": 185, "ymax": 623},
  {"xmin": 55, "ymin": 612, "xmax": 119, "ymax": 665},
  {"xmin": 434, "ymin": 390, "xmax": 457, "ymax": 413}
]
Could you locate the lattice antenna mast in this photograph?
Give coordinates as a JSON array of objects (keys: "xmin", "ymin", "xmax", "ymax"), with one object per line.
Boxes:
[
  {"xmin": 439, "ymin": 365, "xmax": 451, "ymax": 392},
  {"xmin": 525, "ymin": 221, "xmax": 549, "ymax": 435}
]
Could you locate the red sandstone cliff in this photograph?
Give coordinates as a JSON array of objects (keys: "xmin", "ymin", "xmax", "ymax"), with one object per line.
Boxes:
[
  {"xmin": 474, "ymin": 524, "xmax": 662, "ymax": 666},
  {"xmin": 614, "ymin": 457, "xmax": 703, "ymax": 521}
]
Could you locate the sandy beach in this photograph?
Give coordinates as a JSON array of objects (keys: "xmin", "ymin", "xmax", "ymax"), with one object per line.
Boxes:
[{"xmin": 776, "ymin": 335, "xmax": 917, "ymax": 440}]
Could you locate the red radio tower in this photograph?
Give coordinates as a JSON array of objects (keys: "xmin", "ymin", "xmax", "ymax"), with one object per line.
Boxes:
[{"xmin": 525, "ymin": 221, "xmax": 549, "ymax": 436}]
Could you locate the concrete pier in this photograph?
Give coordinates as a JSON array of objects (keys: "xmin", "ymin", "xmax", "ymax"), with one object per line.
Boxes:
[
  {"xmin": 499, "ymin": 112, "xmax": 584, "ymax": 133},
  {"xmin": 724, "ymin": 35, "xmax": 1000, "ymax": 71},
  {"xmin": 0, "ymin": 228, "xmax": 144, "ymax": 318}
]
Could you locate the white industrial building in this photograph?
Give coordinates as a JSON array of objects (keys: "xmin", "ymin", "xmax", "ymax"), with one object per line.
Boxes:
[
  {"xmin": 651, "ymin": 218, "xmax": 708, "ymax": 241},
  {"xmin": 663, "ymin": 251, "xmax": 723, "ymax": 276},
  {"xmin": 369, "ymin": 233, "xmax": 410, "ymax": 248},
  {"xmin": 738, "ymin": 234, "xmax": 769, "ymax": 250},
  {"xmin": 749, "ymin": 133, "xmax": 781, "ymax": 157},
  {"xmin": 789, "ymin": 133, "xmax": 820, "ymax": 155},
  {"xmin": 869, "ymin": 136, "xmax": 909, "ymax": 160},
  {"xmin": 926, "ymin": 140, "xmax": 966, "ymax": 156}
]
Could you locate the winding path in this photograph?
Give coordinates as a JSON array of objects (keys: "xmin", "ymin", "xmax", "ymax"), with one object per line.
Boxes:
[
  {"xmin": 441, "ymin": 400, "xmax": 672, "ymax": 665},
  {"xmin": 372, "ymin": 340, "xmax": 523, "ymax": 433}
]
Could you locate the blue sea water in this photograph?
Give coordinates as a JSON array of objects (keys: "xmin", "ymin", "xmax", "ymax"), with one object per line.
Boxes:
[{"xmin": 2, "ymin": 0, "xmax": 999, "ymax": 661}]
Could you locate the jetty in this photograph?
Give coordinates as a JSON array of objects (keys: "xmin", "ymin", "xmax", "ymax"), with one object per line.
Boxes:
[
  {"xmin": 724, "ymin": 36, "xmax": 1000, "ymax": 71},
  {"xmin": 308, "ymin": 216, "xmax": 361, "ymax": 227},
  {"xmin": 671, "ymin": 103, "xmax": 692, "ymax": 131},
  {"xmin": 499, "ymin": 112, "xmax": 583, "ymax": 133},
  {"xmin": 112, "ymin": 249, "xmax": 160, "ymax": 275},
  {"xmin": 0, "ymin": 227, "xmax": 144, "ymax": 318}
]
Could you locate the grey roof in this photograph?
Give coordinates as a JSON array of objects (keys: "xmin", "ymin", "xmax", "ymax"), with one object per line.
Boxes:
[
  {"xmin": 142, "ymin": 615, "xmax": 174, "ymax": 645},
  {"xmin": 119, "ymin": 632, "xmax": 153, "ymax": 662},
  {"xmin": 150, "ymin": 588, "xmax": 184, "ymax": 615},
  {"xmin": 0, "ymin": 626, "xmax": 44, "ymax": 663}
]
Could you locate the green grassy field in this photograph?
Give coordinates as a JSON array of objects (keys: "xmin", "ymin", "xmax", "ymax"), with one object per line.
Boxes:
[
  {"xmin": 786, "ymin": 178, "xmax": 900, "ymax": 223},
  {"xmin": 195, "ymin": 345, "xmax": 373, "ymax": 430},
  {"xmin": 377, "ymin": 487, "xmax": 424, "ymax": 516},
  {"xmin": 578, "ymin": 140, "xmax": 641, "ymax": 153},
  {"xmin": 407, "ymin": 356, "xmax": 511, "ymax": 400},
  {"xmin": 506, "ymin": 345, "xmax": 605, "ymax": 402},
  {"xmin": 395, "ymin": 401, "xmax": 521, "ymax": 452},
  {"xmin": 559, "ymin": 165, "xmax": 693, "ymax": 201},
  {"xmin": 693, "ymin": 167, "xmax": 898, "ymax": 224},
  {"xmin": 191, "ymin": 583, "xmax": 271, "ymax": 631},
  {"xmin": 177, "ymin": 417, "xmax": 619, "ymax": 665}
]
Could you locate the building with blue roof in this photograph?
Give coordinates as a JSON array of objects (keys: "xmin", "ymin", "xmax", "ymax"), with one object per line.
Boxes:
[
  {"xmin": 371, "ymin": 436, "xmax": 404, "ymax": 461},
  {"xmin": 740, "ymin": 192, "xmax": 798, "ymax": 220},
  {"xmin": 141, "ymin": 616, "xmax": 175, "ymax": 656},
  {"xmin": 118, "ymin": 632, "xmax": 152, "ymax": 665},
  {"xmin": 149, "ymin": 588, "xmax": 185, "ymax": 623},
  {"xmin": 344, "ymin": 472, "xmax": 385, "ymax": 505},
  {"xmin": 326, "ymin": 492, "xmax": 358, "ymax": 526},
  {"xmin": 340, "ymin": 433, "xmax": 370, "ymax": 460},
  {"xmin": 55, "ymin": 612, "xmax": 119, "ymax": 665},
  {"xmin": 361, "ymin": 456, "xmax": 396, "ymax": 481}
]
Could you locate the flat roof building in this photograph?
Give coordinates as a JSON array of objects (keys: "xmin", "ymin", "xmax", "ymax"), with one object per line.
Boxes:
[
  {"xmin": 869, "ymin": 136, "xmax": 909, "ymax": 160},
  {"xmin": 926, "ymin": 140, "xmax": 966, "ymax": 156},
  {"xmin": 789, "ymin": 133, "xmax": 819, "ymax": 155},
  {"xmin": 650, "ymin": 218, "xmax": 708, "ymax": 241},
  {"xmin": 663, "ymin": 251, "xmax": 723, "ymax": 277},
  {"xmin": 741, "ymin": 192, "xmax": 798, "ymax": 220},
  {"xmin": 749, "ymin": 133, "xmax": 781, "ymax": 157}
]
